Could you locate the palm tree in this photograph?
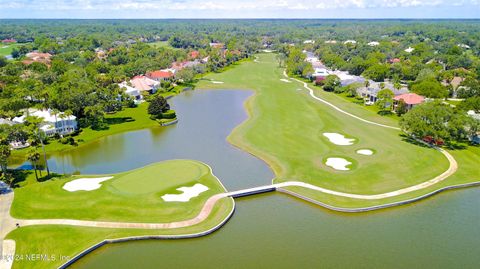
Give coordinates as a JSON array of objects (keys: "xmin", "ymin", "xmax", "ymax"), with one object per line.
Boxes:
[
  {"xmin": 38, "ymin": 131, "xmax": 50, "ymax": 176},
  {"xmin": 27, "ymin": 148, "xmax": 41, "ymax": 181}
]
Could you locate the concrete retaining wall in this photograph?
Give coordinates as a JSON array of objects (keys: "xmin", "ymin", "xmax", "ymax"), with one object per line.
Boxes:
[
  {"xmin": 58, "ymin": 201, "xmax": 235, "ymax": 269},
  {"xmin": 160, "ymin": 119, "xmax": 178, "ymax": 126},
  {"xmin": 278, "ymin": 181, "xmax": 480, "ymax": 213}
]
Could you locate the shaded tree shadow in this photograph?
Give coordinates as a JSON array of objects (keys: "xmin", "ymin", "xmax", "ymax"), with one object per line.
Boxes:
[
  {"xmin": 400, "ymin": 134, "xmax": 431, "ymax": 148},
  {"xmin": 105, "ymin": 117, "xmax": 135, "ymax": 125},
  {"xmin": 9, "ymin": 169, "xmax": 32, "ymax": 188}
]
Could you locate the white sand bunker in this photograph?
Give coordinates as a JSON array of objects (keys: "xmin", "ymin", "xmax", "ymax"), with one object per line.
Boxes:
[
  {"xmin": 63, "ymin": 177, "xmax": 113, "ymax": 192},
  {"xmin": 162, "ymin": 183, "xmax": 209, "ymax": 202},
  {"xmin": 280, "ymin": 79, "xmax": 291, "ymax": 83},
  {"xmin": 323, "ymin": 133, "xmax": 355, "ymax": 145},
  {"xmin": 211, "ymin": 81, "xmax": 224, "ymax": 84},
  {"xmin": 325, "ymin": 158, "xmax": 352, "ymax": 171},
  {"xmin": 357, "ymin": 149, "xmax": 374, "ymax": 155}
]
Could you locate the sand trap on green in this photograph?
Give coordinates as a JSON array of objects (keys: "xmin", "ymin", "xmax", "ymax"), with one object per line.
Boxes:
[
  {"xmin": 111, "ymin": 160, "xmax": 206, "ymax": 195},
  {"xmin": 357, "ymin": 149, "xmax": 374, "ymax": 155},
  {"xmin": 162, "ymin": 183, "xmax": 209, "ymax": 202},
  {"xmin": 325, "ymin": 157, "xmax": 352, "ymax": 171},
  {"xmin": 323, "ymin": 133, "xmax": 355, "ymax": 145},
  {"xmin": 63, "ymin": 177, "xmax": 113, "ymax": 192}
]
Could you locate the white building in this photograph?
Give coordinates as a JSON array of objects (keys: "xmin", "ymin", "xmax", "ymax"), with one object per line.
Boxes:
[
  {"xmin": 344, "ymin": 40, "xmax": 357, "ymax": 45},
  {"xmin": 368, "ymin": 41, "xmax": 380, "ymax": 47},
  {"xmin": 118, "ymin": 82, "xmax": 142, "ymax": 103},
  {"xmin": 405, "ymin": 47, "xmax": 415, "ymax": 53},
  {"xmin": 13, "ymin": 109, "xmax": 77, "ymax": 137},
  {"xmin": 303, "ymin": 40, "xmax": 315, "ymax": 44},
  {"xmin": 312, "ymin": 68, "xmax": 329, "ymax": 78}
]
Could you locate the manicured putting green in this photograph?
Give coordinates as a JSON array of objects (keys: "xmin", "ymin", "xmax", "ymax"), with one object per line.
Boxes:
[{"xmin": 111, "ymin": 160, "xmax": 206, "ymax": 194}]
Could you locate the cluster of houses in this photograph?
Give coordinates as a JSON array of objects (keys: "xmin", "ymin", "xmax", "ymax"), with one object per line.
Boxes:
[
  {"xmin": 304, "ymin": 50, "xmax": 426, "ymax": 111},
  {"xmin": 0, "ymin": 109, "xmax": 78, "ymax": 149},
  {"xmin": 118, "ymin": 50, "xmax": 207, "ymax": 102}
]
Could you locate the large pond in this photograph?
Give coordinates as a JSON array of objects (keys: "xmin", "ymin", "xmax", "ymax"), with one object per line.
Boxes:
[{"xmin": 25, "ymin": 90, "xmax": 480, "ymax": 268}]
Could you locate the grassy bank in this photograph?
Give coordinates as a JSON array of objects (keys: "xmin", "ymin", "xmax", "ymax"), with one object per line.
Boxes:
[
  {"xmin": 196, "ymin": 52, "xmax": 478, "ymax": 207},
  {"xmin": 10, "ymin": 103, "xmax": 158, "ymax": 162},
  {"xmin": 11, "ymin": 160, "xmax": 228, "ymax": 223}
]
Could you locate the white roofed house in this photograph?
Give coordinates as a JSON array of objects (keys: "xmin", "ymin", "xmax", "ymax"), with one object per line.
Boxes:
[
  {"xmin": 368, "ymin": 41, "xmax": 380, "ymax": 47},
  {"xmin": 118, "ymin": 82, "xmax": 143, "ymax": 103},
  {"xmin": 13, "ymin": 109, "xmax": 77, "ymax": 137}
]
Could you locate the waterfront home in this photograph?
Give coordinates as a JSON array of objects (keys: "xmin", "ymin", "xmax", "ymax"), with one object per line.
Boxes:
[
  {"xmin": 118, "ymin": 82, "xmax": 143, "ymax": 102},
  {"xmin": 393, "ymin": 93, "xmax": 425, "ymax": 110},
  {"xmin": 13, "ymin": 109, "xmax": 77, "ymax": 137},
  {"xmin": 130, "ymin": 75, "xmax": 160, "ymax": 93},
  {"xmin": 146, "ymin": 70, "xmax": 175, "ymax": 82}
]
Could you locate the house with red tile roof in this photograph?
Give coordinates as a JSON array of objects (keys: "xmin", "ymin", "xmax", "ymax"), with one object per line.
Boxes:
[
  {"xmin": 388, "ymin": 58, "xmax": 401, "ymax": 64},
  {"xmin": 393, "ymin": 93, "xmax": 425, "ymax": 110},
  {"xmin": 1, "ymin": 39, "xmax": 16, "ymax": 43},
  {"xmin": 188, "ymin": 50, "xmax": 200, "ymax": 59},
  {"xmin": 146, "ymin": 70, "xmax": 175, "ymax": 81},
  {"xmin": 129, "ymin": 75, "xmax": 160, "ymax": 93}
]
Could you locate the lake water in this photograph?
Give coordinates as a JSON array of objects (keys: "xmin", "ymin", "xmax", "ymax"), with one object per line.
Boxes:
[{"xmin": 29, "ymin": 89, "xmax": 480, "ymax": 268}]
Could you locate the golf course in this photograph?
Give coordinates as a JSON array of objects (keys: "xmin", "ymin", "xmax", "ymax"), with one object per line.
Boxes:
[
  {"xmin": 2, "ymin": 52, "xmax": 479, "ymax": 269},
  {"xmin": 197, "ymin": 52, "xmax": 479, "ymax": 208}
]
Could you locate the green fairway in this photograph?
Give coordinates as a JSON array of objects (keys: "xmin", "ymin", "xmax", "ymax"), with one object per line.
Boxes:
[
  {"xmin": 0, "ymin": 43, "xmax": 22, "ymax": 57},
  {"xmin": 196, "ymin": 53, "xmax": 478, "ymax": 207},
  {"xmin": 11, "ymin": 160, "xmax": 231, "ymax": 222}
]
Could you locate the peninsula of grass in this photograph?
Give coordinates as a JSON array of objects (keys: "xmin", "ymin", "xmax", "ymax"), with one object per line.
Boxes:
[
  {"xmin": 7, "ymin": 196, "xmax": 233, "ymax": 269},
  {"xmin": 196, "ymin": 53, "xmax": 479, "ymax": 208},
  {"xmin": 11, "ymin": 159, "xmax": 232, "ymax": 223}
]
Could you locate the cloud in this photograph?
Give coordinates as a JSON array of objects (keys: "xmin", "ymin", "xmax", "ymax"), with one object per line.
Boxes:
[{"xmin": 0, "ymin": 0, "xmax": 479, "ymax": 17}]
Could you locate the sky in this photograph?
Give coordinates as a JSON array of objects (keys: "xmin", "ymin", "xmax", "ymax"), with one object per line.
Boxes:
[{"xmin": 0, "ymin": 0, "xmax": 479, "ymax": 19}]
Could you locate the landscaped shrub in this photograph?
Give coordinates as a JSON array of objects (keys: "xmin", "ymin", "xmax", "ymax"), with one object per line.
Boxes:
[{"xmin": 161, "ymin": 110, "xmax": 177, "ymax": 119}]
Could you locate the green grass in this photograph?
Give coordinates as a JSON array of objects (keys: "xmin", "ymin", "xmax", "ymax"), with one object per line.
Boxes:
[
  {"xmin": 10, "ymin": 103, "xmax": 158, "ymax": 162},
  {"xmin": 147, "ymin": 41, "xmax": 179, "ymax": 50},
  {"xmin": 196, "ymin": 53, "xmax": 478, "ymax": 207},
  {"xmin": 7, "ymin": 196, "xmax": 233, "ymax": 269},
  {"xmin": 11, "ymin": 160, "xmax": 229, "ymax": 223},
  {"xmin": 0, "ymin": 43, "xmax": 22, "ymax": 57}
]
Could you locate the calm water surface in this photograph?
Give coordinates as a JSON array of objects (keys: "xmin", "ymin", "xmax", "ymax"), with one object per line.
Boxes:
[{"xmin": 29, "ymin": 89, "xmax": 479, "ymax": 268}]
